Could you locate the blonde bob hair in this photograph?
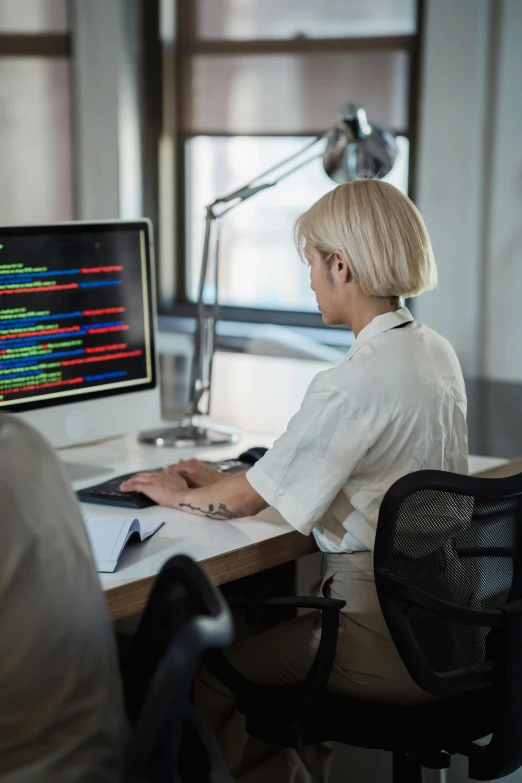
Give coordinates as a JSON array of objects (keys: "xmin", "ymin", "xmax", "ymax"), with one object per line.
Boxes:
[{"xmin": 294, "ymin": 179, "xmax": 437, "ymax": 298}]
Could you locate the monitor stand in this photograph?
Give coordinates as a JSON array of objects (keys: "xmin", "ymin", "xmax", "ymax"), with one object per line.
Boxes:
[{"xmin": 62, "ymin": 461, "xmax": 113, "ymax": 482}]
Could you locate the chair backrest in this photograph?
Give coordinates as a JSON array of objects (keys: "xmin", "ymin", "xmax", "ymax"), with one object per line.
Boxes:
[
  {"xmin": 374, "ymin": 470, "xmax": 522, "ymax": 779},
  {"xmin": 121, "ymin": 555, "xmax": 234, "ymax": 783}
]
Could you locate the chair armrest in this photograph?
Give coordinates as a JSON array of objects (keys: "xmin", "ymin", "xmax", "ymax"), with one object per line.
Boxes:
[
  {"xmin": 229, "ymin": 596, "xmax": 345, "ymax": 611},
  {"xmin": 298, "ymin": 597, "xmax": 346, "ymax": 707},
  {"xmin": 375, "ymin": 571, "xmax": 502, "ymax": 627},
  {"xmin": 205, "ymin": 596, "xmax": 346, "ymax": 712}
]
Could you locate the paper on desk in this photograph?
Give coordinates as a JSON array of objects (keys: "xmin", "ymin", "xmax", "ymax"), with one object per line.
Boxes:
[{"xmin": 84, "ymin": 516, "xmax": 164, "ymax": 573}]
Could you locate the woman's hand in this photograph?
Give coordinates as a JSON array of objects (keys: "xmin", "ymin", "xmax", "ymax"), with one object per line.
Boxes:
[
  {"xmin": 167, "ymin": 459, "xmax": 224, "ymax": 488},
  {"xmin": 121, "ymin": 460, "xmax": 223, "ymax": 506},
  {"xmin": 122, "ymin": 468, "xmax": 267, "ymax": 518},
  {"xmin": 120, "ymin": 465, "xmax": 190, "ymax": 507}
]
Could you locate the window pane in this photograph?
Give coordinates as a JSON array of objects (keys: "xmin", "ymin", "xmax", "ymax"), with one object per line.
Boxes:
[
  {"xmin": 187, "ymin": 135, "xmax": 409, "ymax": 310},
  {"xmin": 0, "ymin": 0, "xmax": 67, "ymax": 31},
  {"xmin": 196, "ymin": 0, "xmax": 416, "ymax": 39},
  {"xmin": 188, "ymin": 51, "xmax": 409, "ymax": 134},
  {"xmin": 0, "ymin": 59, "xmax": 74, "ymax": 224}
]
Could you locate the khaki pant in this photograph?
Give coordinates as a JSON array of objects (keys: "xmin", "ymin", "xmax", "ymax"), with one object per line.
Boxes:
[{"xmin": 195, "ymin": 553, "xmax": 431, "ymax": 783}]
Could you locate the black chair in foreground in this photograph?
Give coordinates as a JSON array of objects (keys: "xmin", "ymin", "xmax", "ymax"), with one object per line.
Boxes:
[
  {"xmin": 121, "ymin": 554, "xmax": 234, "ymax": 783},
  {"xmin": 208, "ymin": 470, "xmax": 522, "ymax": 782}
]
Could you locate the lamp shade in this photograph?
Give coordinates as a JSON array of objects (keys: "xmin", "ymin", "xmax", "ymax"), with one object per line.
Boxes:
[{"xmin": 322, "ymin": 103, "xmax": 398, "ymax": 184}]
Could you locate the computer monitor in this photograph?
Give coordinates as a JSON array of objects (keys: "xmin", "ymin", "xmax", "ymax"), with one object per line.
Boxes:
[{"xmin": 0, "ymin": 219, "xmax": 160, "ymax": 448}]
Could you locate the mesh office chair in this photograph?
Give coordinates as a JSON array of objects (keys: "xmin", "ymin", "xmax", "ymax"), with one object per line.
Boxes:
[
  {"xmin": 121, "ymin": 554, "xmax": 234, "ymax": 783},
  {"xmin": 208, "ymin": 470, "xmax": 522, "ymax": 783}
]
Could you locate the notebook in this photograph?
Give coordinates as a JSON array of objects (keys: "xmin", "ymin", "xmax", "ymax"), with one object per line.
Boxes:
[{"xmin": 84, "ymin": 516, "xmax": 165, "ymax": 573}]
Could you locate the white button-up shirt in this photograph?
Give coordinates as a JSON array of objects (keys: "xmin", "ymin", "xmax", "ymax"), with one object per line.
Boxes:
[{"xmin": 246, "ymin": 307, "xmax": 468, "ymax": 554}]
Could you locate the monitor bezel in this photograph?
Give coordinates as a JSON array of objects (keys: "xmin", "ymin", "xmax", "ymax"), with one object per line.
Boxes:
[{"xmin": 0, "ymin": 219, "xmax": 158, "ymax": 414}]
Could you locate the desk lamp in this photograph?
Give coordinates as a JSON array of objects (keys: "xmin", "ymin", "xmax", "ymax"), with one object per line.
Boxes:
[{"xmin": 139, "ymin": 104, "xmax": 398, "ymax": 448}]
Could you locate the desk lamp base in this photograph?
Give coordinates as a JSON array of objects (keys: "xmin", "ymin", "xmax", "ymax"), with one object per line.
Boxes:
[{"xmin": 138, "ymin": 417, "xmax": 239, "ymax": 448}]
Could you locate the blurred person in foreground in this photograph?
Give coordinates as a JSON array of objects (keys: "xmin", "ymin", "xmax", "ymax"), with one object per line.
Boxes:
[{"xmin": 0, "ymin": 415, "xmax": 127, "ymax": 782}]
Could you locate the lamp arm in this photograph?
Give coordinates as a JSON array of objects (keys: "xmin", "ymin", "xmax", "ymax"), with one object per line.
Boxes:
[
  {"xmin": 215, "ymin": 151, "xmax": 327, "ymax": 220},
  {"xmin": 184, "ymin": 207, "xmax": 215, "ymax": 417},
  {"xmin": 213, "ymin": 134, "xmax": 324, "ymax": 206},
  {"xmin": 185, "ymin": 134, "xmax": 327, "ymax": 420}
]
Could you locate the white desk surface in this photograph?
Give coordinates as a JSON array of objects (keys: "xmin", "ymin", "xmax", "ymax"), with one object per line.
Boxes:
[{"xmin": 60, "ymin": 351, "xmax": 514, "ymax": 619}]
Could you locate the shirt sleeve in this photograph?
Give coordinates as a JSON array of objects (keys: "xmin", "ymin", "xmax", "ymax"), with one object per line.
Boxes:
[{"xmin": 246, "ymin": 375, "xmax": 372, "ymax": 536}]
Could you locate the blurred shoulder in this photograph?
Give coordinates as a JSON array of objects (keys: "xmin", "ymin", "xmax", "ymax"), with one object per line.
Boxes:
[
  {"xmin": 0, "ymin": 413, "xmax": 54, "ymax": 453},
  {"xmin": 0, "ymin": 413, "xmax": 64, "ymax": 478}
]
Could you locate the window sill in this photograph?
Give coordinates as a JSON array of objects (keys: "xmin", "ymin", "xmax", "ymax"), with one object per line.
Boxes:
[{"xmin": 158, "ymin": 316, "xmax": 353, "ymax": 361}]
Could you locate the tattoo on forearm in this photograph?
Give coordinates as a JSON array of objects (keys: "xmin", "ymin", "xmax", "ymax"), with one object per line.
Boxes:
[{"xmin": 179, "ymin": 501, "xmax": 239, "ymax": 520}]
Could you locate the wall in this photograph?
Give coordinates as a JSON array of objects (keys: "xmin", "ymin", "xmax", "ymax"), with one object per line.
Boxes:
[
  {"xmin": 414, "ymin": 0, "xmax": 490, "ymax": 378},
  {"xmin": 483, "ymin": 0, "xmax": 522, "ymax": 381},
  {"xmin": 71, "ymin": 0, "xmax": 143, "ymax": 219},
  {"xmin": 415, "ymin": 0, "xmax": 522, "ymax": 383}
]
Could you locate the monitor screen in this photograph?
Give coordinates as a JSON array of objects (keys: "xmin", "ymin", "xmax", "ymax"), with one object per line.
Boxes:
[{"xmin": 0, "ymin": 221, "xmax": 156, "ymax": 412}]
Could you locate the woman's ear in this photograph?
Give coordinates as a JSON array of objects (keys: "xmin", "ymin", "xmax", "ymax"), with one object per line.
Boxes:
[{"xmin": 332, "ymin": 249, "xmax": 351, "ymax": 283}]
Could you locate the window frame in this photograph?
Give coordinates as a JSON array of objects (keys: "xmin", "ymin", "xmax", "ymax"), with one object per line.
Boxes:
[
  {"xmin": 0, "ymin": 33, "xmax": 70, "ymax": 55},
  {"xmin": 164, "ymin": 0, "xmax": 425, "ymax": 327}
]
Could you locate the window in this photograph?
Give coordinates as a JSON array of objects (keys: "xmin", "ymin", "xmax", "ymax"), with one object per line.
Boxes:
[
  {"xmin": 0, "ymin": 0, "xmax": 74, "ymax": 225},
  {"xmin": 172, "ymin": 0, "xmax": 421, "ymax": 322},
  {"xmin": 187, "ymin": 135, "xmax": 409, "ymax": 310}
]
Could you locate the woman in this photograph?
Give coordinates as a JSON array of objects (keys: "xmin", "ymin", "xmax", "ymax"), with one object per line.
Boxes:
[{"xmin": 122, "ymin": 179, "xmax": 468, "ymax": 782}]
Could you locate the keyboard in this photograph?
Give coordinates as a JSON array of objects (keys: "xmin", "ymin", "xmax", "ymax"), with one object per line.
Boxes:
[
  {"xmin": 77, "ymin": 471, "xmax": 158, "ymax": 509},
  {"xmin": 76, "ymin": 456, "xmax": 256, "ymax": 510}
]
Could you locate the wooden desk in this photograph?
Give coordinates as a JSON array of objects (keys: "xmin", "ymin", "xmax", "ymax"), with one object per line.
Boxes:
[
  {"xmin": 106, "ymin": 525, "xmax": 317, "ymax": 621},
  {"xmin": 63, "ymin": 352, "xmax": 521, "ymax": 621}
]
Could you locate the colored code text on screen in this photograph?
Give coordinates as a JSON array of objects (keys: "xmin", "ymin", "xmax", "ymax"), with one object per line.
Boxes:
[{"xmin": 0, "ymin": 229, "xmax": 152, "ymax": 407}]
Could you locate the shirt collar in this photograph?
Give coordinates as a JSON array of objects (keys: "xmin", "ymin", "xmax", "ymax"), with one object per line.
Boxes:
[{"xmin": 345, "ymin": 307, "xmax": 414, "ymax": 362}]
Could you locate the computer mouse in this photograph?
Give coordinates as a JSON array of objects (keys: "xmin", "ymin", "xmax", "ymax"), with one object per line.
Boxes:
[{"xmin": 238, "ymin": 446, "xmax": 269, "ymax": 465}]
